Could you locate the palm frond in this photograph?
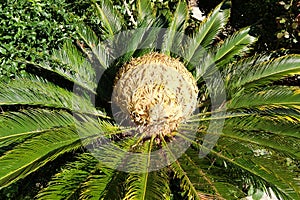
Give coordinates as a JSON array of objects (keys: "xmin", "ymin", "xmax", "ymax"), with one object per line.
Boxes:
[
  {"xmin": 76, "ymin": 23, "xmax": 111, "ymax": 70},
  {"xmin": 183, "ymin": 0, "xmax": 231, "ymax": 64},
  {"xmin": 178, "ymin": 132, "xmax": 300, "ymax": 199},
  {"xmin": 60, "ymin": 118, "xmax": 129, "ymax": 200},
  {"xmin": 180, "ymin": 149, "xmax": 246, "ymax": 199},
  {"xmin": 36, "ymin": 153, "xmax": 99, "ymax": 200},
  {"xmin": 136, "ymin": 0, "xmax": 154, "ymax": 23},
  {"xmin": 225, "ymin": 54, "xmax": 271, "ymax": 72},
  {"xmin": 161, "ymin": 0, "xmax": 188, "ymax": 55},
  {"xmin": 0, "ymin": 109, "xmax": 74, "ymax": 151},
  {"xmin": 227, "ymin": 86, "xmax": 300, "ymax": 110},
  {"xmin": 193, "ymin": 51, "xmax": 215, "ymax": 80},
  {"xmin": 222, "ymin": 126, "xmax": 300, "ymax": 159},
  {"xmin": 79, "ymin": 167, "xmax": 115, "ymax": 200},
  {"xmin": 75, "ymin": 117, "xmax": 142, "ymax": 172},
  {"xmin": 111, "ymin": 19, "xmax": 160, "ymax": 64},
  {"xmin": 124, "ymin": 169, "xmax": 170, "ymax": 200},
  {"xmin": 226, "ymin": 55, "xmax": 300, "ymax": 93},
  {"xmin": 26, "ymin": 41, "xmax": 96, "ymax": 94},
  {"xmin": 176, "ymin": 153, "xmax": 221, "ymax": 199},
  {"xmin": 0, "ymin": 77, "xmax": 106, "ymax": 117},
  {"xmin": 197, "ymin": 0, "xmax": 231, "ymax": 48},
  {"xmin": 224, "ymin": 114, "xmax": 300, "ymax": 139},
  {"xmin": 192, "ymin": 27, "xmax": 256, "ymax": 76},
  {"xmin": 216, "ymin": 137, "xmax": 300, "ymax": 200},
  {"xmin": 52, "ymin": 41, "xmax": 96, "ymax": 88},
  {"xmin": 158, "ymin": 135, "xmax": 201, "ymax": 199},
  {"xmin": 92, "ymin": 0, "xmax": 124, "ymax": 37},
  {"xmin": 98, "ymin": 171, "xmax": 128, "ymax": 200},
  {"xmin": 214, "ymin": 27, "xmax": 257, "ymax": 67},
  {"xmin": 0, "ymin": 126, "xmax": 81, "ymax": 188},
  {"xmin": 122, "ymin": 137, "xmax": 171, "ymax": 200},
  {"xmin": 223, "ymin": 54, "xmax": 271, "ymax": 96}
]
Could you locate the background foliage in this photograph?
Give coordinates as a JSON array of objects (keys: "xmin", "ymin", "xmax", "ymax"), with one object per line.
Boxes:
[{"xmin": 0, "ymin": 0, "xmax": 79, "ymax": 82}]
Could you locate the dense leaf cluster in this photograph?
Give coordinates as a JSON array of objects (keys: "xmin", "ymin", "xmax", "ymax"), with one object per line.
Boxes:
[{"xmin": 0, "ymin": 0, "xmax": 78, "ymax": 81}]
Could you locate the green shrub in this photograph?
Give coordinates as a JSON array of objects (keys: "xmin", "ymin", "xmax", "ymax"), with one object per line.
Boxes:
[{"xmin": 0, "ymin": 0, "xmax": 79, "ymax": 81}]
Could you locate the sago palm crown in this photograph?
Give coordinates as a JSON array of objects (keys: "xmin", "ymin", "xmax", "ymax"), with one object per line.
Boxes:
[{"xmin": 0, "ymin": 0, "xmax": 300, "ymax": 199}]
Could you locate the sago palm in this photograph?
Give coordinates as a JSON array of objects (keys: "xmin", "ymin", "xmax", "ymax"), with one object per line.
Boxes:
[{"xmin": 0, "ymin": 0, "xmax": 300, "ymax": 199}]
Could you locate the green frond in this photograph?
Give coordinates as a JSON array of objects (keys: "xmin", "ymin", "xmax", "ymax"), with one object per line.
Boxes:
[
  {"xmin": 75, "ymin": 117, "xmax": 142, "ymax": 172},
  {"xmin": 75, "ymin": 115, "xmax": 121, "ymax": 136},
  {"xmin": 184, "ymin": 0, "xmax": 231, "ymax": 64},
  {"xmin": 212, "ymin": 142, "xmax": 300, "ymax": 199},
  {"xmin": 0, "ymin": 126, "xmax": 81, "ymax": 188},
  {"xmin": 222, "ymin": 126, "xmax": 300, "ymax": 159},
  {"xmin": 192, "ymin": 27, "xmax": 256, "ymax": 74},
  {"xmin": 98, "ymin": 171, "xmax": 127, "ymax": 200},
  {"xmin": 167, "ymin": 132, "xmax": 245, "ymax": 199},
  {"xmin": 227, "ymin": 86, "xmax": 300, "ymax": 110},
  {"xmin": 76, "ymin": 23, "xmax": 110, "ymax": 70},
  {"xmin": 218, "ymin": 108, "xmax": 300, "ymax": 127},
  {"xmin": 188, "ymin": 111, "xmax": 252, "ymax": 123},
  {"xmin": 0, "ymin": 109, "xmax": 74, "ymax": 151},
  {"xmin": 76, "ymin": 23, "xmax": 99, "ymax": 48},
  {"xmin": 52, "ymin": 41, "xmax": 96, "ymax": 89},
  {"xmin": 190, "ymin": 103, "xmax": 299, "ymax": 125},
  {"xmin": 79, "ymin": 167, "xmax": 115, "ymax": 200},
  {"xmin": 216, "ymin": 137, "xmax": 300, "ymax": 199},
  {"xmin": 224, "ymin": 114, "xmax": 300, "ymax": 139},
  {"xmin": 223, "ymin": 54, "xmax": 271, "ymax": 74},
  {"xmin": 189, "ymin": 109, "xmax": 300, "ymax": 161},
  {"xmin": 180, "ymin": 149, "xmax": 245, "ymax": 199},
  {"xmin": 158, "ymin": 136, "xmax": 201, "ymax": 199},
  {"xmin": 180, "ymin": 131, "xmax": 300, "ymax": 199},
  {"xmin": 197, "ymin": 0, "xmax": 230, "ymax": 48},
  {"xmin": 26, "ymin": 41, "xmax": 96, "ymax": 94},
  {"xmin": 89, "ymin": 137, "xmax": 144, "ymax": 174},
  {"xmin": 52, "ymin": 115, "xmax": 127, "ymax": 200},
  {"xmin": 124, "ymin": 169, "xmax": 170, "ymax": 200},
  {"xmin": 122, "ymin": 136, "xmax": 155, "ymax": 173},
  {"xmin": 193, "ymin": 51, "xmax": 215, "ymax": 80},
  {"xmin": 161, "ymin": 0, "xmax": 188, "ymax": 55},
  {"xmin": 136, "ymin": 0, "xmax": 154, "ymax": 23},
  {"xmin": 0, "ymin": 77, "xmax": 106, "ymax": 117},
  {"xmin": 225, "ymin": 55, "xmax": 300, "ymax": 93},
  {"xmin": 122, "ymin": 137, "xmax": 170, "ymax": 200},
  {"xmin": 36, "ymin": 153, "xmax": 99, "ymax": 200},
  {"xmin": 214, "ymin": 27, "xmax": 257, "ymax": 67},
  {"xmin": 112, "ymin": 19, "xmax": 160, "ymax": 63},
  {"xmin": 222, "ymin": 54, "xmax": 270, "ymax": 95},
  {"xmin": 92, "ymin": 0, "xmax": 124, "ymax": 37},
  {"xmin": 176, "ymin": 153, "xmax": 224, "ymax": 199},
  {"xmin": 171, "ymin": 158, "xmax": 210, "ymax": 199}
]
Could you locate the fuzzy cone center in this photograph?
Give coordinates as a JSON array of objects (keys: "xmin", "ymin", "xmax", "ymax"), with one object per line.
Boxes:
[{"xmin": 113, "ymin": 53, "xmax": 198, "ymax": 136}]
